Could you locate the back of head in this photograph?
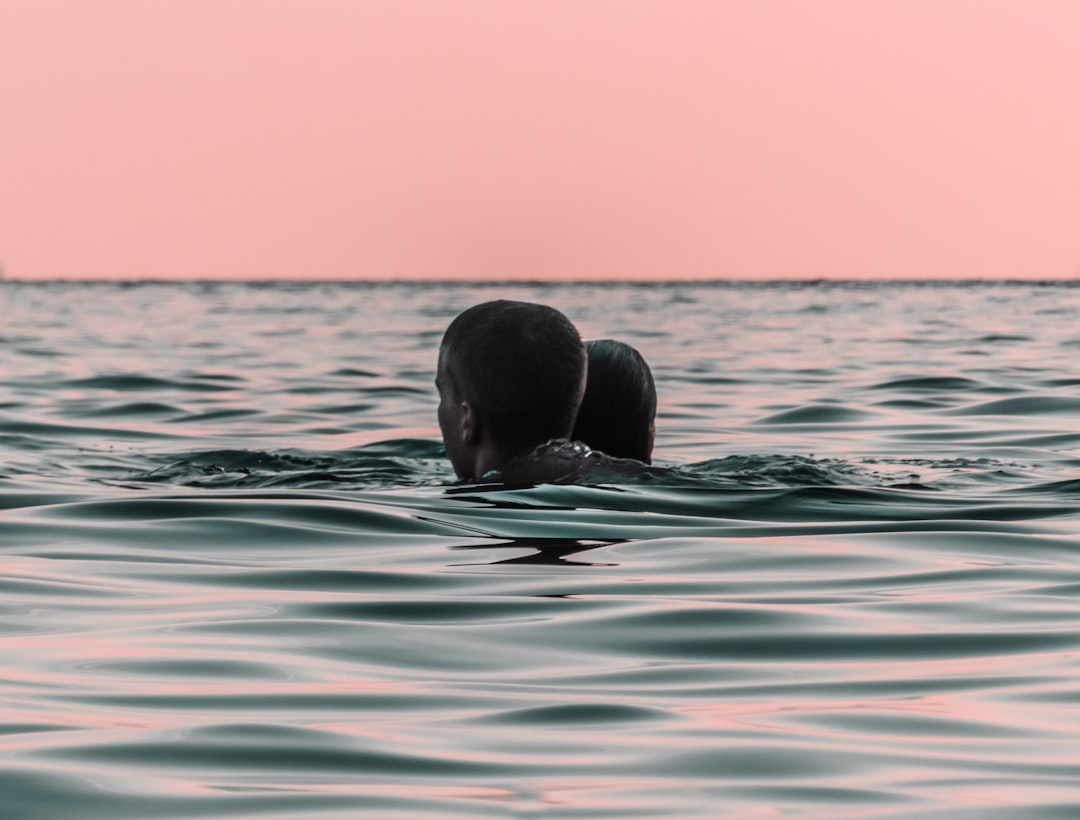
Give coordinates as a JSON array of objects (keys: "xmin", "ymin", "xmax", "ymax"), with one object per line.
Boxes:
[
  {"xmin": 440, "ymin": 300, "xmax": 586, "ymax": 451},
  {"xmin": 572, "ymin": 339, "xmax": 656, "ymax": 463}
]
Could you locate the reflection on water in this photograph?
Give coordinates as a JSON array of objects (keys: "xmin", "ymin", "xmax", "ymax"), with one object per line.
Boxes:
[{"xmin": 2, "ymin": 280, "xmax": 1080, "ymax": 818}]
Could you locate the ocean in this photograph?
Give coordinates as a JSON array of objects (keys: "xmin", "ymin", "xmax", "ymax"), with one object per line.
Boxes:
[{"xmin": 2, "ymin": 280, "xmax": 1079, "ymax": 819}]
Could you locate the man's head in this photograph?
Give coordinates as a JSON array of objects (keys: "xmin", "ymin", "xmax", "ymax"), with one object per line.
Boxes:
[
  {"xmin": 436, "ymin": 300, "xmax": 587, "ymax": 479},
  {"xmin": 572, "ymin": 339, "xmax": 656, "ymax": 463}
]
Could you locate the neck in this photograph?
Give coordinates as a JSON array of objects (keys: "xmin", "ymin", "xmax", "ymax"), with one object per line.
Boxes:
[
  {"xmin": 478, "ymin": 438, "xmax": 590, "ymax": 484},
  {"xmin": 471, "ymin": 440, "xmax": 536, "ymax": 480}
]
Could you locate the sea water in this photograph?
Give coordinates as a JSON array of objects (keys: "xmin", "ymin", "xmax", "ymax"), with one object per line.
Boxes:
[{"xmin": 1, "ymin": 280, "xmax": 1079, "ymax": 819}]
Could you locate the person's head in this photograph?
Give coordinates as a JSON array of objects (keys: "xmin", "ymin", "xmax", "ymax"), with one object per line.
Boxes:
[
  {"xmin": 437, "ymin": 300, "xmax": 587, "ymax": 479},
  {"xmin": 572, "ymin": 339, "xmax": 656, "ymax": 463}
]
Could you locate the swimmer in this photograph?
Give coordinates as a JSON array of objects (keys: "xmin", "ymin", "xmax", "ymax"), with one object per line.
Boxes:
[
  {"xmin": 436, "ymin": 300, "xmax": 589, "ymax": 483},
  {"xmin": 436, "ymin": 301, "xmax": 653, "ymax": 484},
  {"xmin": 572, "ymin": 339, "xmax": 656, "ymax": 464}
]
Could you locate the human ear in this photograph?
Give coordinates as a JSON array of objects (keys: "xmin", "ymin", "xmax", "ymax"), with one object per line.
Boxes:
[{"xmin": 461, "ymin": 402, "xmax": 479, "ymax": 445}]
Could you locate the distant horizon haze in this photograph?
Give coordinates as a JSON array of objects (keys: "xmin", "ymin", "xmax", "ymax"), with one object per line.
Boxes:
[{"xmin": 3, "ymin": 0, "xmax": 1079, "ymax": 282}]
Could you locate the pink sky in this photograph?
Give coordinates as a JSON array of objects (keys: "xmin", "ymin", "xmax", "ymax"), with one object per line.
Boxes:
[{"xmin": 2, "ymin": 0, "xmax": 1078, "ymax": 281}]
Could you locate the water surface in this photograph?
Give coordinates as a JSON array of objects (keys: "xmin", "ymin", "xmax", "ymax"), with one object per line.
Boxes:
[{"xmin": 2, "ymin": 280, "xmax": 1080, "ymax": 818}]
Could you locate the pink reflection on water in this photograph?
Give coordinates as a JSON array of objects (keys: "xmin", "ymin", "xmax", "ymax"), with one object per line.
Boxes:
[{"xmin": 677, "ymin": 648, "xmax": 1079, "ymax": 744}]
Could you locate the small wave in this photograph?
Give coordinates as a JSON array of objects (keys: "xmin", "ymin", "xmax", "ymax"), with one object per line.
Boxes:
[
  {"xmin": 124, "ymin": 440, "xmax": 451, "ymax": 489},
  {"xmin": 82, "ymin": 401, "xmax": 182, "ymax": 418},
  {"xmin": 0, "ymin": 415, "xmax": 178, "ymax": 441},
  {"xmin": 975, "ymin": 334, "xmax": 1034, "ymax": 343},
  {"xmin": 675, "ymin": 454, "xmax": 881, "ymax": 488},
  {"xmin": 181, "ymin": 371, "xmax": 247, "ymax": 383},
  {"xmin": 1005, "ymin": 477, "xmax": 1080, "ymax": 497},
  {"xmin": 871, "ymin": 376, "xmax": 986, "ymax": 392},
  {"xmin": 60, "ymin": 374, "xmax": 240, "ymax": 392},
  {"xmin": 328, "ymin": 367, "xmax": 381, "ymax": 378},
  {"xmin": 948, "ymin": 396, "xmax": 1080, "ymax": 416},
  {"xmin": 753, "ymin": 405, "xmax": 874, "ymax": 425}
]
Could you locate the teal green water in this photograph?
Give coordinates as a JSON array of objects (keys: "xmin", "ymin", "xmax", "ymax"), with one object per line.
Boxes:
[{"xmin": 2, "ymin": 281, "xmax": 1080, "ymax": 818}]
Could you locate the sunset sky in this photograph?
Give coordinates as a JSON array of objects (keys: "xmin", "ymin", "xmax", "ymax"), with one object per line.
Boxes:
[{"xmin": 2, "ymin": 0, "xmax": 1079, "ymax": 281}]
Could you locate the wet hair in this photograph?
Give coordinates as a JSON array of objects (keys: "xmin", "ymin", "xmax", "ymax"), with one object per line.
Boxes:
[
  {"xmin": 572, "ymin": 339, "xmax": 656, "ymax": 463},
  {"xmin": 440, "ymin": 300, "xmax": 586, "ymax": 450}
]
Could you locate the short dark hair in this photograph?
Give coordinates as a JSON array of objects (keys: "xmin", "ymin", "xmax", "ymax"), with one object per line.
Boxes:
[
  {"xmin": 572, "ymin": 339, "xmax": 656, "ymax": 463},
  {"xmin": 440, "ymin": 300, "xmax": 586, "ymax": 450}
]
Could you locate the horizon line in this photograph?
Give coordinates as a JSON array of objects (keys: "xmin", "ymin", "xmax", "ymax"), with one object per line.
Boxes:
[{"xmin": 3, "ymin": 277, "xmax": 1080, "ymax": 286}]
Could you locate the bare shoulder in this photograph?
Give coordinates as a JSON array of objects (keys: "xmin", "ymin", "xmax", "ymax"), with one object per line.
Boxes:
[
  {"xmin": 575, "ymin": 450, "xmax": 662, "ymax": 483},
  {"xmin": 488, "ymin": 439, "xmax": 661, "ymax": 486}
]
